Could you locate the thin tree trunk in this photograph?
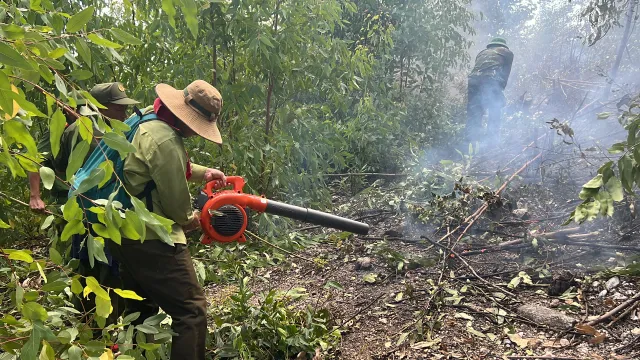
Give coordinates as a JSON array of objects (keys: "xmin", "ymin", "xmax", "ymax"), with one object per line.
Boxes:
[
  {"xmin": 603, "ymin": 0, "xmax": 638, "ymax": 99},
  {"xmin": 211, "ymin": 9, "xmax": 217, "ymax": 87},
  {"xmin": 264, "ymin": 0, "xmax": 280, "ymax": 137}
]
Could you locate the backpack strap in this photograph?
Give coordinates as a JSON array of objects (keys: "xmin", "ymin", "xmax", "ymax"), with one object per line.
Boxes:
[{"xmin": 131, "ymin": 113, "xmax": 160, "ymax": 210}]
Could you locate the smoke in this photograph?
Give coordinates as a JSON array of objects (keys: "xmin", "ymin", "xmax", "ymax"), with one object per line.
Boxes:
[{"xmin": 400, "ymin": 0, "xmax": 640, "ymax": 264}]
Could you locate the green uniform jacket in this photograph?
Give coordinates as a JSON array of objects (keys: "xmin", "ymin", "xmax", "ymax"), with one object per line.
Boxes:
[
  {"xmin": 123, "ymin": 116, "xmax": 207, "ymax": 245},
  {"xmin": 469, "ymin": 46, "xmax": 514, "ymax": 89}
]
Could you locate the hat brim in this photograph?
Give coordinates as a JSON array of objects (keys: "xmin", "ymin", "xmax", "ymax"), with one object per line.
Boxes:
[
  {"xmin": 110, "ymin": 97, "xmax": 140, "ymax": 105},
  {"xmin": 155, "ymin": 83, "xmax": 222, "ymax": 144},
  {"xmin": 488, "ymin": 42, "xmax": 508, "ymax": 49}
]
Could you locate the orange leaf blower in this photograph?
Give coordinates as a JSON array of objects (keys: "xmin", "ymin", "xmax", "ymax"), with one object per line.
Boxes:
[{"xmin": 195, "ymin": 176, "xmax": 370, "ymax": 244}]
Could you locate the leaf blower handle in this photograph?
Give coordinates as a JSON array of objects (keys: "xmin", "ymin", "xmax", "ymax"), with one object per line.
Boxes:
[
  {"xmin": 265, "ymin": 200, "xmax": 370, "ymax": 235},
  {"xmin": 204, "ymin": 176, "xmax": 245, "ymax": 196}
]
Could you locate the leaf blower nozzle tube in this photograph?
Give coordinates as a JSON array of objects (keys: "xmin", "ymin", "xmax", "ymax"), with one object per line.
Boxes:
[{"xmin": 265, "ymin": 200, "xmax": 370, "ymax": 235}]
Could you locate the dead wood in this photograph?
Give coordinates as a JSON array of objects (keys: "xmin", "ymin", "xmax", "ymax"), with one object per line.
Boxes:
[
  {"xmin": 506, "ymin": 356, "xmax": 579, "ymax": 360},
  {"xmin": 586, "ymin": 291, "xmax": 640, "ymax": 326}
]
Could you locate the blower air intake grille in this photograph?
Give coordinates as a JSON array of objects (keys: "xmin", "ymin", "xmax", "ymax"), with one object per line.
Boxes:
[{"xmin": 211, "ymin": 205, "xmax": 245, "ymax": 236}]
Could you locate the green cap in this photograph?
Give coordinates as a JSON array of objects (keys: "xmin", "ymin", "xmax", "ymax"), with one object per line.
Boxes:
[
  {"xmin": 488, "ymin": 37, "xmax": 508, "ymax": 48},
  {"xmin": 89, "ymin": 82, "xmax": 139, "ymax": 105}
]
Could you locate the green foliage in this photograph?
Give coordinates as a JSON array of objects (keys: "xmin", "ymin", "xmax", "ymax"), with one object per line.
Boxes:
[
  {"xmin": 210, "ymin": 275, "xmax": 340, "ymax": 358},
  {"xmin": 0, "ymin": 0, "xmax": 475, "ymax": 357},
  {"xmin": 569, "ymin": 96, "xmax": 640, "ymax": 224}
]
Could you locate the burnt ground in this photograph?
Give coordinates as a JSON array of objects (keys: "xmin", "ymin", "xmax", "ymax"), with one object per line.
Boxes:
[{"xmin": 206, "ymin": 121, "xmax": 640, "ymax": 359}]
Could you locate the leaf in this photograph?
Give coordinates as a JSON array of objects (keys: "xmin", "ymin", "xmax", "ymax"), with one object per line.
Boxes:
[
  {"xmin": 597, "ymin": 112, "xmax": 610, "ymax": 120},
  {"xmin": 608, "ymin": 142, "xmax": 626, "ymax": 154},
  {"xmin": 576, "ymin": 324, "xmax": 597, "ymax": 335},
  {"xmin": 49, "ymin": 247, "xmax": 63, "ymax": 265},
  {"xmin": 114, "ymin": 288, "xmax": 144, "ymax": 300},
  {"xmin": 75, "ymin": 38, "xmax": 92, "ymax": 66},
  {"xmin": 66, "ymin": 6, "xmax": 95, "ymax": 33},
  {"xmin": 136, "ymin": 324, "xmax": 159, "ymax": 334},
  {"xmin": 100, "ymin": 349, "xmax": 114, "ymax": 360},
  {"xmin": 363, "ymin": 273, "xmax": 377, "ymax": 283},
  {"xmin": 508, "ymin": 275, "xmax": 521, "ymax": 289},
  {"xmin": 39, "ymin": 167, "xmax": 55, "ymax": 190},
  {"xmin": 70, "ymin": 69, "xmax": 93, "ymax": 80},
  {"xmin": 103, "ymin": 132, "xmax": 136, "ymax": 159},
  {"xmin": 71, "ymin": 277, "xmax": 83, "ymax": 295},
  {"xmin": 5, "ymin": 120, "xmax": 37, "ymax": 155},
  {"xmin": 77, "ymin": 116, "xmax": 94, "ymax": 144},
  {"xmin": 324, "ymin": 281, "xmax": 343, "ymax": 290},
  {"xmin": 72, "ymin": 166, "xmax": 106, "ymax": 195},
  {"xmin": 583, "ymin": 174, "xmax": 603, "ymax": 189},
  {"xmin": 66, "ymin": 140, "xmax": 90, "ymax": 180},
  {"xmin": 54, "ymin": 73, "xmax": 67, "ymax": 97},
  {"xmin": 110, "ymin": 28, "xmax": 143, "ymax": 45},
  {"xmin": 86, "ymin": 276, "xmax": 110, "ymax": 300},
  {"xmin": 41, "ymin": 279, "xmax": 68, "ymax": 292},
  {"xmin": 179, "ymin": 0, "xmax": 199, "ymax": 37},
  {"xmin": 49, "ymin": 109, "xmax": 66, "ymax": 158},
  {"xmin": 8, "ymin": 250, "xmax": 34, "ymax": 263},
  {"xmin": 95, "ymin": 294, "xmax": 113, "ymax": 318},
  {"xmin": 454, "ymin": 312, "xmax": 475, "ymax": 320},
  {"xmin": 48, "ymin": 47, "xmax": 67, "ymax": 59},
  {"xmin": 395, "ymin": 292, "xmax": 403, "ymax": 301},
  {"xmin": 87, "ymin": 33, "xmax": 122, "ymax": 49},
  {"xmin": 131, "ymin": 197, "xmax": 172, "ymax": 244},
  {"xmin": 97, "ymin": 160, "xmax": 114, "ymax": 188},
  {"xmin": 589, "ymin": 333, "xmax": 606, "ymax": 344},
  {"xmin": 508, "ymin": 333, "xmax": 529, "ymax": 348},
  {"xmin": 61, "ymin": 220, "xmax": 85, "ymax": 241},
  {"xmin": 396, "ymin": 332, "xmax": 409, "ymax": 346},
  {"xmin": 68, "ymin": 345, "xmax": 83, "ymax": 360},
  {"xmin": 63, "ymin": 196, "xmax": 83, "ymax": 221},
  {"xmin": 22, "ymin": 302, "xmax": 48, "ymax": 321},
  {"xmin": 466, "ymin": 325, "xmax": 486, "ymax": 338},
  {"xmin": 606, "ymin": 177, "xmax": 624, "ymax": 202},
  {"xmin": 88, "ymin": 235, "xmax": 109, "ymax": 267},
  {"xmin": 0, "ymin": 42, "xmax": 33, "ymax": 70},
  {"xmin": 161, "ymin": 0, "xmax": 177, "ymax": 28}
]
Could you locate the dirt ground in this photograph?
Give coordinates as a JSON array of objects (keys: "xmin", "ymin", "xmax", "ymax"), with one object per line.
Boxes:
[{"xmin": 207, "ymin": 125, "xmax": 640, "ymax": 359}]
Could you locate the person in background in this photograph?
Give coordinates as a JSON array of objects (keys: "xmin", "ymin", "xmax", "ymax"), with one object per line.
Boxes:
[
  {"xmin": 465, "ymin": 37, "xmax": 514, "ymax": 144},
  {"xmin": 28, "ymin": 82, "xmax": 139, "ymax": 210}
]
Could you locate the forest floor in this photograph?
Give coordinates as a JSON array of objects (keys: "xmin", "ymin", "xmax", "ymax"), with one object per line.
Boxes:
[{"xmin": 207, "ymin": 122, "xmax": 640, "ymax": 359}]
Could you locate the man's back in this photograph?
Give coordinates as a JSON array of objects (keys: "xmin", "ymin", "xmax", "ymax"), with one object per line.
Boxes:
[{"xmin": 470, "ymin": 46, "xmax": 514, "ymax": 88}]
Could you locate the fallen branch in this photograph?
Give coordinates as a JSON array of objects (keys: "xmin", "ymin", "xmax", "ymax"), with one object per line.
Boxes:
[
  {"xmin": 606, "ymin": 301, "xmax": 639, "ymax": 328},
  {"xmin": 586, "ymin": 291, "xmax": 640, "ymax": 326},
  {"xmin": 555, "ymin": 240, "xmax": 640, "ymax": 251},
  {"xmin": 506, "ymin": 356, "xmax": 578, "ymax": 360},
  {"xmin": 421, "ymin": 235, "xmax": 517, "ymax": 298},
  {"xmin": 452, "ymin": 153, "xmax": 543, "ymax": 252},
  {"xmin": 359, "ymin": 236, "xmax": 423, "ymax": 243},
  {"xmin": 321, "ymin": 173, "xmax": 408, "ymax": 177}
]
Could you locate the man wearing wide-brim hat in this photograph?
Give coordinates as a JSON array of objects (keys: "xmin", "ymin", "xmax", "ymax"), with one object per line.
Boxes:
[
  {"xmin": 465, "ymin": 37, "xmax": 514, "ymax": 144},
  {"xmin": 108, "ymin": 79, "xmax": 226, "ymax": 360}
]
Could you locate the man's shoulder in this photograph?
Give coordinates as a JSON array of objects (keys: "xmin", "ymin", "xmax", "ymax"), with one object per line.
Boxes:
[{"xmin": 139, "ymin": 120, "xmax": 181, "ymax": 146}]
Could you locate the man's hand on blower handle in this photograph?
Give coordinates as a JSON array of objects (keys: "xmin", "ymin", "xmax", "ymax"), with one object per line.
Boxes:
[{"xmin": 184, "ymin": 168, "xmax": 226, "ymax": 233}]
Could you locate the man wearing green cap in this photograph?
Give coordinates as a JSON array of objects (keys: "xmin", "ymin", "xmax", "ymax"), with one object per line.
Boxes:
[
  {"xmin": 28, "ymin": 82, "xmax": 139, "ymax": 330},
  {"xmin": 465, "ymin": 37, "xmax": 514, "ymax": 143},
  {"xmin": 28, "ymin": 82, "xmax": 139, "ymax": 210}
]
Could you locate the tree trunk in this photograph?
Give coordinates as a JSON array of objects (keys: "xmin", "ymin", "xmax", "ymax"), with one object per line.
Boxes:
[
  {"xmin": 264, "ymin": 0, "xmax": 280, "ymax": 137},
  {"xmin": 211, "ymin": 8, "xmax": 217, "ymax": 87},
  {"xmin": 602, "ymin": 0, "xmax": 638, "ymax": 100}
]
